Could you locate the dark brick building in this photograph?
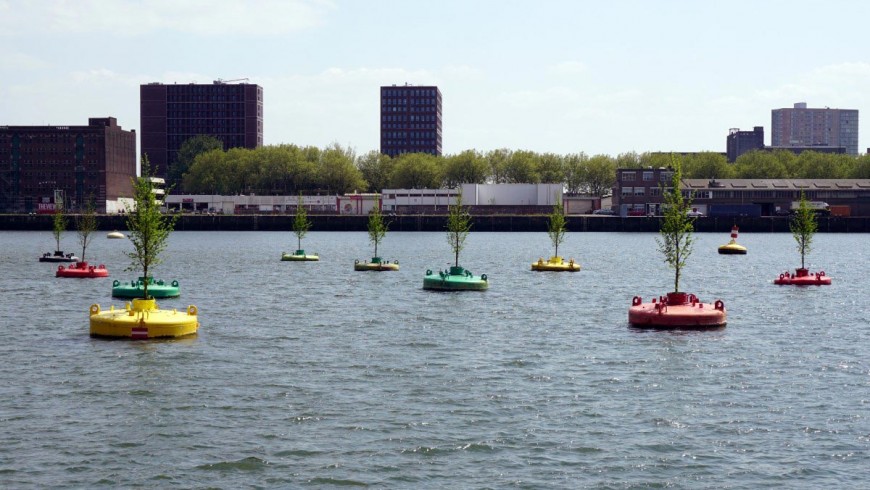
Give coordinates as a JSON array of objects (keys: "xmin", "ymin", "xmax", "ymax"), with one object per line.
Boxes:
[
  {"xmin": 140, "ymin": 80, "xmax": 263, "ymax": 180},
  {"xmin": 0, "ymin": 117, "xmax": 136, "ymax": 213},
  {"xmin": 726, "ymin": 126, "xmax": 765, "ymax": 162},
  {"xmin": 380, "ymin": 84, "xmax": 442, "ymax": 157}
]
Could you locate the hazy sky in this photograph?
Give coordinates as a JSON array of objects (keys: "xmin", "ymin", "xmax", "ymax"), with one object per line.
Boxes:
[{"xmin": 3, "ymin": 0, "xmax": 870, "ymax": 157}]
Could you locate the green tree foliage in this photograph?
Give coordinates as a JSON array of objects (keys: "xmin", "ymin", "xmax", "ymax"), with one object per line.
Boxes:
[
  {"xmin": 52, "ymin": 200, "xmax": 66, "ymax": 252},
  {"xmin": 547, "ymin": 197, "xmax": 567, "ymax": 257},
  {"xmin": 442, "ymin": 150, "xmax": 488, "ymax": 187},
  {"xmin": 682, "ymin": 152, "xmax": 732, "ymax": 179},
  {"xmin": 504, "ymin": 150, "xmax": 540, "ymax": 183},
  {"xmin": 655, "ymin": 156, "xmax": 694, "ymax": 294},
  {"xmin": 790, "ymin": 191, "xmax": 817, "ymax": 270},
  {"xmin": 486, "ymin": 148, "xmax": 512, "ymax": 184},
  {"xmin": 367, "ymin": 197, "xmax": 388, "ymax": 259},
  {"xmin": 584, "ymin": 155, "xmax": 617, "ymax": 197},
  {"xmin": 125, "ymin": 156, "xmax": 178, "ymax": 300},
  {"xmin": 319, "ymin": 143, "xmax": 366, "ymax": 194},
  {"xmin": 356, "ymin": 150, "xmax": 394, "ymax": 192},
  {"xmin": 538, "ymin": 153, "xmax": 565, "ymax": 183},
  {"xmin": 75, "ymin": 197, "xmax": 98, "ymax": 262},
  {"xmin": 446, "ymin": 188, "xmax": 472, "ymax": 268},
  {"xmin": 171, "ymin": 135, "xmax": 223, "ymax": 191},
  {"xmin": 563, "ymin": 152, "xmax": 588, "ymax": 194},
  {"xmin": 293, "ymin": 194, "xmax": 311, "ymax": 251},
  {"xmin": 390, "ymin": 152, "xmax": 441, "ymax": 189}
]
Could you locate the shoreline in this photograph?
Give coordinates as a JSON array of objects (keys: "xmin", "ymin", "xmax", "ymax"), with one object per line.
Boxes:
[{"xmin": 2, "ymin": 214, "xmax": 868, "ymax": 232}]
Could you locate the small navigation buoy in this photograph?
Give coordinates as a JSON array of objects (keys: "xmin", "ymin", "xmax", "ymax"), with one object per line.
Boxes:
[
  {"xmin": 628, "ymin": 292, "xmax": 727, "ymax": 329},
  {"xmin": 773, "ymin": 268, "xmax": 831, "ymax": 286},
  {"xmin": 718, "ymin": 225, "xmax": 747, "ymax": 255}
]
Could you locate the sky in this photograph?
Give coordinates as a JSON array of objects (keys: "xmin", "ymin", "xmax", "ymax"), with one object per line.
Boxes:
[{"xmin": 3, "ymin": 0, "xmax": 870, "ymax": 158}]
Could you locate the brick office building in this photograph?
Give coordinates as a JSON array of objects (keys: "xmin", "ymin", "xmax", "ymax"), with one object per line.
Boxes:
[
  {"xmin": 0, "ymin": 117, "xmax": 136, "ymax": 213},
  {"xmin": 380, "ymin": 84, "xmax": 442, "ymax": 157},
  {"xmin": 140, "ymin": 80, "xmax": 263, "ymax": 181}
]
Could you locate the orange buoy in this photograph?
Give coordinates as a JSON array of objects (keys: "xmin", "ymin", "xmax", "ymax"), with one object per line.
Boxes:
[{"xmin": 628, "ymin": 292, "xmax": 726, "ymax": 329}]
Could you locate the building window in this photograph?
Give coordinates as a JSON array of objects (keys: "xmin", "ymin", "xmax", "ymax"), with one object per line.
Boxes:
[
  {"xmin": 621, "ymin": 187, "xmax": 633, "ymax": 196},
  {"xmin": 660, "ymin": 172, "xmax": 673, "ymax": 182},
  {"xmin": 650, "ymin": 187, "xmax": 661, "ymax": 197},
  {"xmin": 621, "ymin": 171, "xmax": 636, "ymax": 181},
  {"xmin": 634, "ymin": 187, "xmax": 645, "ymax": 196},
  {"xmin": 643, "ymin": 171, "xmax": 654, "ymax": 181}
]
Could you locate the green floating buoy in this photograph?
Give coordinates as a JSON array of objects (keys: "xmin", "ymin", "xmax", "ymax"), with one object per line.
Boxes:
[
  {"xmin": 112, "ymin": 277, "xmax": 181, "ymax": 298},
  {"xmin": 423, "ymin": 266, "xmax": 488, "ymax": 291},
  {"xmin": 281, "ymin": 249, "xmax": 319, "ymax": 261}
]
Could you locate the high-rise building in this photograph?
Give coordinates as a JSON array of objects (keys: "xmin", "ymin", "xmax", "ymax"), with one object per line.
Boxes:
[
  {"xmin": 0, "ymin": 117, "xmax": 136, "ymax": 213},
  {"xmin": 140, "ymin": 80, "xmax": 263, "ymax": 180},
  {"xmin": 771, "ymin": 102, "xmax": 859, "ymax": 155},
  {"xmin": 726, "ymin": 126, "xmax": 765, "ymax": 162},
  {"xmin": 380, "ymin": 84, "xmax": 442, "ymax": 157}
]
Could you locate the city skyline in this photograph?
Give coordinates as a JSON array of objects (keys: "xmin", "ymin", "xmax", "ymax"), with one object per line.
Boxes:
[{"xmin": 3, "ymin": 0, "xmax": 870, "ymax": 158}]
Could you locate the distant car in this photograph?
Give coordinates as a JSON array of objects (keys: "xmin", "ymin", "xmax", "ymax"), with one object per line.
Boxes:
[
  {"xmin": 687, "ymin": 210, "xmax": 704, "ymax": 217},
  {"xmin": 593, "ymin": 209, "xmax": 616, "ymax": 215}
]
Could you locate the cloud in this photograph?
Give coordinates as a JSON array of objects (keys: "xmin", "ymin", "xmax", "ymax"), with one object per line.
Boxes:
[
  {"xmin": 0, "ymin": 0, "xmax": 334, "ymax": 37},
  {"xmin": 0, "ymin": 51, "xmax": 49, "ymax": 71},
  {"xmin": 549, "ymin": 61, "xmax": 587, "ymax": 75}
]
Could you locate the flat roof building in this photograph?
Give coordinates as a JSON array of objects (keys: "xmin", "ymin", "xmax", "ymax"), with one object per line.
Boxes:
[
  {"xmin": 771, "ymin": 102, "xmax": 859, "ymax": 155},
  {"xmin": 380, "ymin": 84, "xmax": 442, "ymax": 157},
  {"xmin": 726, "ymin": 127, "xmax": 765, "ymax": 162},
  {"xmin": 0, "ymin": 117, "xmax": 136, "ymax": 213},
  {"xmin": 140, "ymin": 80, "xmax": 263, "ymax": 182}
]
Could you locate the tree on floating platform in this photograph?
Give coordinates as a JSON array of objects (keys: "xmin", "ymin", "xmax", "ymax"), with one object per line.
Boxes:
[
  {"xmin": 52, "ymin": 200, "xmax": 67, "ymax": 253},
  {"xmin": 547, "ymin": 196, "xmax": 567, "ymax": 258},
  {"xmin": 367, "ymin": 196, "xmax": 388, "ymax": 259},
  {"xmin": 790, "ymin": 191, "xmax": 817, "ymax": 270},
  {"xmin": 76, "ymin": 197, "xmax": 97, "ymax": 262},
  {"xmin": 293, "ymin": 194, "xmax": 311, "ymax": 252},
  {"xmin": 655, "ymin": 156, "xmax": 695, "ymax": 293},
  {"xmin": 125, "ymin": 156, "xmax": 177, "ymax": 299},
  {"xmin": 446, "ymin": 188, "xmax": 472, "ymax": 268}
]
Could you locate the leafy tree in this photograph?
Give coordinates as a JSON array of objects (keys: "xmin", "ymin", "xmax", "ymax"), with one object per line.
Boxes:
[
  {"xmin": 683, "ymin": 152, "xmax": 731, "ymax": 179},
  {"xmin": 318, "ymin": 143, "xmax": 366, "ymax": 194},
  {"xmin": 563, "ymin": 152, "xmax": 588, "ymax": 194},
  {"xmin": 485, "ymin": 148, "xmax": 512, "ymax": 184},
  {"xmin": 547, "ymin": 197, "xmax": 567, "ymax": 258},
  {"xmin": 446, "ymin": 188, "xmax": 472, "ymax": 268},
  {"xmin": 584, "ymin": 155, "xmax": 617, "ymax": 197},
  {"xmin": 655, "ymin": 156, "xmax": 694, "ymax": 293},
  {"xmin": 390, "ymin": 153, "xmax": 441, "ymax": 189},
  {"xmin": 538, "ymin": 153, "xmax": 565, "ymax": 183},
  {"xmin": 733, "ymin": 150, "xmax": 788, "ymax": 178},
  {"xmin": 293, "ymin": 194, "xmax": 311, "ymax": 252},
  {"xmin": 790, "ymin": 191, "xmax": 817, "ymax": 270},
  {"xmin": 51, "ymin": 200, "xmax": 67, "ymax": 253},
  {"xmin": 367, "ymin": 197, "xmax": 388, "ymax": 259},
  {"xmin": 357, "ymin": 150, "xmax": 394, "ymax": 192},
  {"xmin": 442, "ymin": 150, "xmax": 488, "ymax": 187},
  {"xmin": 504, "ymin": 150, "xmax": 540, "ymax": 183},
  {"xmin": 125, "ymin": 155, "xmax": 178, "ymax": 300},
  {"xmin": 75, "ymin": 197, "xmax": 98, "ymax": 262},
  {"xmin": 171, "ymin": 135, "xmax": 223, "ymax": 191}
]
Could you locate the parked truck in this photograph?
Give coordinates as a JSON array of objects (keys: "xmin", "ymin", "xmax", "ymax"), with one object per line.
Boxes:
[
  {"xmin": 790, "ymin": 201, "xmax": 830, "ymax": 215},
  {"xmin": 708, "ymin": 203, "xmax": 762, "ymax": 218}
]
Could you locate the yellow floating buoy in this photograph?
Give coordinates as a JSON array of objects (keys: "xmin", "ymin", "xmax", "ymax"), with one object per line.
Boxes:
[
  {"xmin": 531, "ymin": 256, "xmax": 581, "ymax": 272},
  {"xmin": 89, "ymin": 298, "xmax": 198, "ymax": 339},
  {"xmin": 718, "ymin": 225, "xmax": 747, "ymax": 255}
]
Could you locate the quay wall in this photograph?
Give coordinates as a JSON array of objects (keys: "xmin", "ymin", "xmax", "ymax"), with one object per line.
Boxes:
[{"xmin": 1, "ymin": 214, "xmax": 869, "ymax": 233}]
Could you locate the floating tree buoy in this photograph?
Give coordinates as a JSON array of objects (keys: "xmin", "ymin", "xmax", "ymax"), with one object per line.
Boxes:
[
  {"xmin": 281, "ymin": 250, "xmax": 319, "ymax": 261},
  {"xmin": 89, "ymin": 298, "xmax": 198, "ymax": 339},
  {"xmin": 423, "ymin": 266, "xmax": 488, "ymax": 291},
  {"xmin": 531, "ymin": 256, "xmax": 580, "ymax": 272},
  {"xmin": 718, "ymin": 225, "xmax": 747, "ymax": 255},
  {"xmin": 39, "ymin": 251, "xmax": 79, "ymax": 263},
  {"xmin": 354, "ymin": 257, "xmax": 399, "ymax": 271},
  {"xmin": 773, "ymin": 268, "xmax": 831, "ymax": 286},
  {"xmin": 56, "ymin": 261, "xmax": 108, "ymax": 278},
  {"xmin": 112, "ymin": 277, "xmax": 180, "ymax": 298},
  {"xmin": 629, "ymin": 292, "xmax": 726, "ymax": 329}
]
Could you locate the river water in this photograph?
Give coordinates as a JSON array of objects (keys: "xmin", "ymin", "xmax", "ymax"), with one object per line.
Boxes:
[{"xmin": 0, "ymin": 230, "xmax": 868, "ymax": 488}]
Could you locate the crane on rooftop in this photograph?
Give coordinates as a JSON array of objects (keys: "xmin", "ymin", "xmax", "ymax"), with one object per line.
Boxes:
[{"xmin": 213, "ymin": 78, "xmax": 250, "ymax": 84}]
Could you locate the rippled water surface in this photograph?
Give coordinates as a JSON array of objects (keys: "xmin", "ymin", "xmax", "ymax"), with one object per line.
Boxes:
[{"xmin": 1, "ymin": 230, "xmax": 868, "ymax": 488}]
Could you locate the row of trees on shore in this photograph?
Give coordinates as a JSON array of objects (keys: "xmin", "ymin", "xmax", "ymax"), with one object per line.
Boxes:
[{"xmin": 174, "ymin": 136, "xmax": 870, "ymax": 197}]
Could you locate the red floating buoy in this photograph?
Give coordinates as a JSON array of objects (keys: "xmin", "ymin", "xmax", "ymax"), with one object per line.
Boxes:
[
  {"xmin": 628, "ymin": 292, "xmax": 727, "ymax": 329},
  {"xmin": 772, "ymin": 268, "xmax": 831, "ymax": 286},
  {"xmin": 55, "ymin": 261, "xmax": 110, "ymax": 279}
]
